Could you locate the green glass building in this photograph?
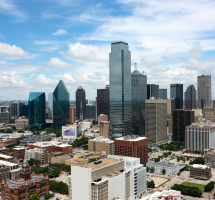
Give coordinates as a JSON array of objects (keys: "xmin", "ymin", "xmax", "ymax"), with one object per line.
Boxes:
[
  {"xmin": 28, "ymin": 92, "xmax": 46, "ymax": 130},
  {"xmin": 53, "ymin": 80, "xmax": 70, "ymax": 127},
  {"xmin": 86, "ymin": 104, "xmax": 96, "ymax": 120}
]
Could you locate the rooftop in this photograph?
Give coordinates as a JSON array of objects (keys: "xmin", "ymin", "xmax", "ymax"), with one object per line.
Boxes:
[
  {"xmin": 0, "ymin": 160, "xmax": 19, "ymax": 166},
  {"xmin": 191, "ymin": 164, "xmax": 209, "ymax": 169},
  {"xmin": 0, "ymin": 153, "xmax": 14, "ymax": 159},
  {"xmin": 90, "ymin": 137, "xmax": 113, "ymax": 143},
  {"xmin": 187, "ymin": 122, "xmax": 215, "ymax": 128},
  {"xmin": 115, "ymin": 135, "xmax": 147, "ymax": 141},
  {"xmin": 32, "ymin": 141, "xmax": 71, "ymax": 147}
]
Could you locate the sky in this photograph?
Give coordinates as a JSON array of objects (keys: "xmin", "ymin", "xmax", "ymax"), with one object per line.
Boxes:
[{"xmin": 1, "ymin": 0, "xmax": 215, "ymax": 101}]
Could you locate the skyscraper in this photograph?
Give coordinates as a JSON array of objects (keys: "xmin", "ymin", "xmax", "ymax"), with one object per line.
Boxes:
[
  {"xmin": 170, "ymin": 84, "xmax": 183, "ymax": 109},
  {"xmin": 53, "ymin": 80, "xmax": 70, "ymax": 127},
  {"xmin": 47, "ymin": 93, "xmax": 53, "ymax": 119},
  {"xmin": 131, "ymin": 66, "xmax": 147, "ymax": 136},
  {"xmin": 28, "ymin": 92, "xmax": 46, "ymax": 130},
  {"xmin": 76, "ymin": 86, "xmax": 86, "ymax": 120},
  {"xmin": 184, "ymin": 85, "xmax": 196, "ymax": 110},
  {"xmin": 109, "ymin": 42, "xmax": 132, "ymax": 139},
  {"xmin": 159, "ymin": 89, "xmax": 167, "ymax": 99},
  {"xmin": 97, "ymin": 85, "xmax": 109, "ymax": 120},
  {"xmin": 147, "ymin": 84, "xmax": 159, "ymax": 99},
  {"xmin": 86, "ymin": 104, "xmax": 96, "ymax": 119},
  {"xmin": 197, "ymin": 75, "xmax": 211, "ymax": 109}
]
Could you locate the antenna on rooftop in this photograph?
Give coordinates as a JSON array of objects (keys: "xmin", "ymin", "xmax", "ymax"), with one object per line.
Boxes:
[{"xmin": 134, "ymin": 63, "xmax": 137, "ymax": 70}]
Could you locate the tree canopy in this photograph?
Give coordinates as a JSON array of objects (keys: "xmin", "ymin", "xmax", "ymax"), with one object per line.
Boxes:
[
  {"xmin": 30, "ymin": 193, "xmax": 40, "ymax": 200},
  {"xmin": 49, "ymin": 180, "xmax": 68, "ymax": 195},
  {"xmin": 171, "ymin": 184, "xmax": 202, "ymax": 197}
]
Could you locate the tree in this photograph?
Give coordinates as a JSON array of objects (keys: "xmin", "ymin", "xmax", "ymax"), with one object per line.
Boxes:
[
  {"xmin": 185, "ymin": 164, "xmax": 190, "ymax": 170},
  {"xmin": 177, "ymin": 172, "xmax": 180, "ymax": 176},
  {"xmin": 49, "ymin": 180, "xmax": 68, "ymax": 195},
  {"xmin": 30, "ymin": 193, "xmax": 40, "ymax": 200},
  {"xmin": 44, "ymin": 193, "xmax": 55, "ymax": 200},
  {"xmin": 150, "ymin": 166, "xmax": 154, "ymax": 173},
  {"xmin": 190, "ymin": 157, "xmax": 204, "ymax": 165},
  {"xmin": 147, "ymin": 180, "xmax": 155, "ymax": 188},
  {"xmin": 6, "ymin": 129, "xmax": 13, "ymax": 133},
  {"xmin": 18, "ymin": 129, "xmax": 25, "ymax": 133},
  {"xmin": 162, "ymin": 168, "xmax": 166, "ymax": 175},
  {"xmin": 146, "ymin": 166, "xmax": 150, "ymax": 172},
  {"xmin": 24, "ymin": 126, "xmax": 29, "ymax": 131},
  {"xmin": 204, "ymin": 181, "xmax": 215, "ymax": 192},
  {"xmin": 28, "ymin": 158, "xmax": 41, "ymax": 166}
]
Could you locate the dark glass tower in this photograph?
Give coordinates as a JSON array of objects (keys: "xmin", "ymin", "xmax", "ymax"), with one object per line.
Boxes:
[
  {"xmin": 184, "ymin": 85, "xmax": 196, "ymax": 110},
  {"xmin": 159, "ymin": 89, "xmax": 167, "ymax": 99},
  {"xmin": 53, "ymin": 80, "xmax": 70, "ymax": 127},
  {"xmin": 28, "ymin": 92, "xmax": 46, "ymax": 130},
  {"xmin": 147, "ymin": 84, "xmax": 159, "ymax": 99},
  {"xmin": 131, "ymin": 67, "xmax": 147, "ymax": 136},
  {"xmin": 170, "ymin": 84, "xmax": 183, "ymax": 109},
  {"xmin": 109, "ymin": 42, "xmax": 132, "ymax": 139},
  {"xmin": 76, "ymin": 86, "xmax": 86, "ymax": 120},
  {"xmin": 97, "ymin": 85, "xmax": 109, "ymax": 120},
  {"xmin": 86, "ymin": 105, "xmax": 96, "ymax": 119}
]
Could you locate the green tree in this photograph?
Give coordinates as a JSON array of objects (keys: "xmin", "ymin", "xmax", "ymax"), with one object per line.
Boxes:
[
  {"xmin": 49, "ymin": 180, "xmax": 68, "ymax": 195},
  {"xmin": 30, "ymin": 193, "xmax": 40, "ymax": 200},
  {"xmin": 44, "ymin": 193, "xmax": 55, "ymax": 200},
  {"xmin": 24, "ymin": 126, "xmax": 29, "ymax": 131},
  {"xmin": 18, "ymin": 129, "xmax": 25, "ymax": 133},
  {"xmin": 185, "ymin": 164, "xmax": 190, "ymax": 169},
  {"xmin": 162, "ymin": 168, "xmax": 166, "ymax": 175},
  {"xmin": 150, "ymin": 166, "xmax": 154, "ymax": 173},
  {"xmin": 28, "ymin": 158, "xmax": 41, "ymax": 166},
  {"xmin": 146, "ymin": 166, "xmax": 150, "ymax": 172},
  {"xmin": 6, "ymin": 129, "xmax": 13, "ymax": 133},
  {"xmin": 190, "ymin": 157, "xmax": 204, "ymax": 165},
  {"xmin": 204, "ymin": 181, "xmax": 215, "ymax": 192}
]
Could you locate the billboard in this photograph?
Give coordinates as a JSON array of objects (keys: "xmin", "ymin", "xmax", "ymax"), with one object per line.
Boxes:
[{"xmin": 62, "ymin": 126, "xmax": 76, "ymax": 139}]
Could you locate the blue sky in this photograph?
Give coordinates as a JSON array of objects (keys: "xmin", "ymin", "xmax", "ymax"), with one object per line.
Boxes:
[{"xmin": 1, "ymin": 0, "xmax": 215, "ymax": 101}]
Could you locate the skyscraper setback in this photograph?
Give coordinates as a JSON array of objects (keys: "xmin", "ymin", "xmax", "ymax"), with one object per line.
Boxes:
[
  {"xmin": 76, "ymin": 86, "xmax": 86, "ymax": 120},
  {"xmin": 109, "ymin": 42, "xmax": 132, "ymax": 139},
  {"xmin": 170, "ymin": 84, "xmax": 183, "ymax": 109},
  {"xmin": 184, "ymin": 85, "xmax": 196, "ymax": 110}
]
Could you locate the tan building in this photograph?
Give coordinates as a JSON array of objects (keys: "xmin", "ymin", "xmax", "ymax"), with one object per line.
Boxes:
[
  {"xmin": 25, "ymin": 148, "xmax": 48, "ymax": 164},
  {"xmin": 167, "ymin": 115, "xmax": 173, "ymax": 134},
  {"xmin": 15, "ymin": 118, "xmax": 28, "ymax": 129},
  {"xmin": 51, "ymin": 154, "xmax": 72, "ymax": 164},
  {"xmin": 99, "ymin": 121, "xmax": 109, "ymax": 138},
  {"xmin": 100, "ymin": 114, "xmax": 108, "ymax": 121},
  {"xmin": 0, "ymin": 153, "xmax": 14, "ymax": 162},
  {"xmin": 166, "ymin": 99, "xmax": 175, "ymax": 115},
  {"xmin": 69, "ymin": 107, "xmax": 75, "ymax": 124},
  {"xmin": 192, "ymin": 109, "xmax": 203, "ymax": 122},
  {"xmin": 204, "ymin": 149, "xmax": 215, "ymax": 168},
  {"xmin": 88, "ymin": 137, "xmax": 114, "ymax": 156},
  {"xmin": 203, "ymin": 106, "xmax": 215, "ymax": 117},
  {"xmin": 190, "ymin": 164, "xmax": 211, "ymax": 180},
  {"xmin": 0, "ymin": 160, "xmax": 20, "ymax": 179}
]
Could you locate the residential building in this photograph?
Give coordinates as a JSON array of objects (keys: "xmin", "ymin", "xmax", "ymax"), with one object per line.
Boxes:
[
  {"xmin": 69, "ymin": 107, "xmax": 75, "ymax": 124},
  {"xmin": 86, "ymin": 104, "xmax": 96, "ymax": 120},
  {"xmin": 114, "ymin": 135, "xmax": 148, "ymax": 163},
  {"xmin": 76, "ymin": 86, "xmax": 86, "ymax": 120},
  {"xmin": 13, "ymin": 146, "xmax": 29, "ymax": 159},
  {"xmin": 0, "ymin": 153, "xmax": 14, "ymax": 162},
  {"xmin": 146, "ymin": 161, "xmax": 184, "ymax": 175},
  {"xmin": 70, "ymin": 155, "xmax": 146, "ymax": 200},
  {"xmin": 0, "ymin": 164, "xmax": 10, "ymax": 189},
  {"xmin": 170, "ymin": 84, "xmax": 183, "ymax": 109},
  {"xmin": 20, "ymin": 135, "xmax": 51, "ymax": 145},
  {"xmin": 0, "ymin": 160, "xmax": 20, "ymax": 179},
  {"xmin": 204, "ymin": 149, "xmax": 215, "ymax": 168},
  {"xmin": 109, "ymin": 42, "xmax": 132, "ymax": 139},
  {"xmin": 186, "ymin": 122, "xmax": 215, "ymax": 154},
  {"xmin": 131, "ymin": 66, "xmax": 147, "ymax": 136},
  {"xmin": 190, "ymin": 164, "xmax": 211, "ymax": 180},
  {"xmin": 47, "ymin": 92, "xmax": 53, "ymax": 119},
  {"xmin": 184, "ymin": 85, "xmax": 196, "ymax": 110},
  {"xmin": 173, "ymin": 110, "xmax": 194, "ymax": 142},
  {"xmin": 147, "ymin": 84, "xmax": 159, "ymax": 99},
  {"xmin": 28, "ymin": 92, "xmax": 46, "ymax": 130},
  {"xmin": 97, "ymin": 86, "xmax": 109, "ymax": 120},
  {"xmin": 99, "ymin": 121, "xmax": 110, "ymax": 138},
  {"xmin": 48, "ymin": 151, "xmax": 64, "ymax": 162},
  {"xmin": 159, "ymin": 89, "xmax": 167, "ymax": 99},
  {"xmin": 15, "ymin": 118, "xmax": 28, "ymax": 129},
  {"xmin": 88, "ymin": 137, "xmax": 114, "ymax": 156},
  {"xmin": 0, "ymin": 147, "xmax": 9, "ymax": 155},
  {"xmin": 197, "ymin": 75, "xmax": 211, "ymax": 109},
  {"xmin": 145, "ymin": 98, "xmax": 168, "ymax": 145},
  {"xmin": 141, "ymin": 190, "xmax": 182, "ymax": 200},
  {"xmin": 53, "ymin": 80, "xmax": 70, "ymax": 127},
  {"xmin": 25, "ymin": 148, "xmax": 48, "ymax": 164}
]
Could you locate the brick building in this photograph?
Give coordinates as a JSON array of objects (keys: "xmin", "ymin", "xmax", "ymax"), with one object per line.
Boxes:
[
  {"xmin": 1, "ymin": 160, "xmax": 49, "ymax": 200},
  {"xmin": 204, "ymin": 148, "xmax": 215, "ymax": 168},
  {"xmin": 190, "ymin": 164, "xmax": 211, "ymax": 180},
  {"xmin": 69, "ymin": 107, "xmax": 75, "ymax": 124},
  {"xmin": 0, "ymin": 165, "xmax": 10, "ymax": 189},
  {"xmin": 114, "ymin": 135, "xmax": 148, "ymax": 163},
  {"xmin": 0, "ymin": 147, "xmax": 9, "ymax": 155},
  {"xmin": 13, "ymin": 146, "xmax": 29, "ymax": 159}
]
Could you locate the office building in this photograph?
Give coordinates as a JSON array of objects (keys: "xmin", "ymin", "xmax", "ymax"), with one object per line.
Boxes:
[
  {"xmin": 131, "ymin": 66, "xmax": 147, "ymax": 136},
  {"xmin": 15, "ymin": 118, "xmax": 28, "ymax": 129},
  {"xmin": 114, "ymin": 135, "xmax": 148, "ymax": 163},
  {"xmin": 184, "ymin": 85, "xmax": 196, "ymax": 110},
  {"xmin": 159, "ymin": 89, "xmax": 167, "ymax": 99},
  {"xmin": 100, "ymin": 121, "xmax": 110, "ymax": 138},
  {"xmin": 190, "ymin": 164, "xmax": 211, "ymax": 180},
  {"xmin": 0, "ymin": 106, "xmax": 10, "ymax": 124},
  {"xmin": 47, "ymin": 92, "xmax": 53, "ymax": 119},
  {"xmin": 197, "ymin": 75, "xmax": 211, "ymax": 109},
  {"xmin": 53, "ymin": 80, "xmax": 70, "ymax": 127},
  {"xmin": 0, "ymin": 160, "xmax": 20, "ymax": 179},
  {"xmin": 62, "ymin": 124, "xmax": 79, "ymax": 139},
  {"xmin": 173, "ymin": 110, "xmax": 194, "ymax": 142},
  {"xmin": 186, "ymin": 122, "xmax": 215, "ymax": 154},
  {"xmin": 76, "ymin": 86, "xmax": 86, "ymax": 120},
  {"xmin": 28, "ymin": 92, "xmax": 46, "ymax": 130},
  {"xmin": 12, "ymin": 146, "xmax": 29, "ymax": 159},
  {"xmin": 97, "ymin": 85, "xmax": 109, "ymax": 120},
  {"xmin": 70, "ymin": 155, "xmax": 146, "ymax": 200},
  {"xmin": 69, "ymin": 107, "xmax": 75, "ymax": 124},
  {"xmin": 170, "ymin": 84, "xmax": 183, "ymax": 109},
  {"xmin": 0, "ymin": 165, "xmax": 10, "ymax": 188},
  {"xmin": 10, "ymin": 102, "xmax": 27, "ymax": 118},
  {"xmin": 167, "ymin": 99, "xmax": 175, "ymax": 115},
  {"xmin": 145, "ymin": 98, "xmax": 168, "ymax": 145},
  {"xmin": 203, "ymin": 106, "xmax": 215, "ymax": 117},
  {"xmin": 25, "ymin": 148, "xmax": 48, "ymax": 165},
  {"xmin": 86, "ymin": 104, "xmax": 96, "ymax": 119},
  {"xmin": 147, "ymin": 84, "xmax": 159, "ymax": 99},
  {"xmin": 100, "ymin": 114, "xmax": 108, "ymax": 121},
  {"xmin": 109, "ymin": 42, "xmax": 132, "ymax": 139},
  {"xmin": 0, "ymin": 106, "xmax": 10, "ymax": 113}
]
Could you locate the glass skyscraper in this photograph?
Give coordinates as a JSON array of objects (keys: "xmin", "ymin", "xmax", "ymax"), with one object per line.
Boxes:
[
  {"xmin": 28, "ymin": 92, "xmax": 46, "ymax": 130},
  {"xmin": 53, "ymin": 80, "xmax": 70, "ymax": 127},
  {"xmin": 76, "ymin": 86, "xmax": 86, "ymax": 120},
  {"xmin": 86, "ymin": 104, "xmax": 96, "ymax": 120},
  {"xmin": 97, "ymin": 85, "xmax": 109, "ymax": 120},
  {"xmin": 184, "ymin": 85, "xmax": 196, "ymax": 110},
  {"xmin": 131, "ymin": 68, "xmax": 147, "ymax": 136},
  {"xmin": 170, "ymin": 84, "xmax": 183, "ymax": 109},
  {"xmin": 147, "ymin": 84, "xmax": 159, "ymax": 99},
  {"xmin": 109, "ymin": 42, "xmax": 132, "ymax": 139},
  {"xmin": 48, "ymin": 92, "xmax": 53, "ymax": 119}
]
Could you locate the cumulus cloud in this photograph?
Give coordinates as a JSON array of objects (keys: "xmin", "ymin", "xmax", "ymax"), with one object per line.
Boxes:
[
  {"xmin": 60, "ymin": 42, "xmax": 109, "ymax": 63},
  {"xmin": 141, "ymin": 55, "xmax": 159, "ymax": 67},
  {"xmin": 47, "ymin": 57, "xmax": 73, "ymax": 69},
  {"xmin": 53, "ymin": 29, "xmax": 67, "ymax": 35}
]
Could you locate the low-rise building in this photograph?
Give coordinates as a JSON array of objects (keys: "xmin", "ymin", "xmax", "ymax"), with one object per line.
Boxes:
[
  {"xmin": 13, "ymin": 146, "xmax": 29, "ymax": 159},
  {"xmin": 0, "ymin": 160, "xmax": 20, "ymax": 179},
  {"xmin": 48, "ymin": 151, "xmax": 64, "ymax": 162},
  {"xmin": 20, "ymin": 135, "xmax": 51, "ymax": 145},
  {"xmin": 99, "ymin": 121, "xmax": 110, "ymax": 138},
  {"xmin": 15, "ymin": 118, "xmax": 28, "ymax": 129},
  {"xmin": 25, "ymin": 148, "xmax": 48, "ymax": 165},
  {"xmin": 62, "ymin": 124, "xmax": 79, "ymax": 139},
  {"xmin": 190, "ymin": 164, "xmax": 212, "ymax": 180},
  {"xmin": 0, "ymin": 164, "xmax": 10, "ymax": 188},
  {"xmin": 204, "ymin": 148, "xmax": 215, "ymax": 168},
  {"xmin": 0, "ymin": 147, "xmax": 9, "ymax": 155},
  {"xmin": 141, "ymin": 190, "xmax": 182, "ymax": 200},
  {"xmin": 0, "ymin": 153, "xmax": 14, "ymax": 162}
]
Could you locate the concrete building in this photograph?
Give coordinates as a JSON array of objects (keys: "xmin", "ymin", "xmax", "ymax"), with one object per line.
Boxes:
[
  {"xmin": 114, "ymin": 135, "xmax": 148, "ymax": 163},
  {"xmin": 0, "ymin": 147, "xmax": 9, "ymax": 155},
  {"xmin": 79, "ymin": 121, "xmax": 92, "ymax": 131},
  {"xmin": 20, "ymin": 135, "xmax": 51, "ymax": 145},
  {"xmin": 204, "ymin": 149, "xmax": 215, "ymax": 168},
  {"xmin": 99, "ymin": 121, "xmax": 110, "ymax": 138},
  {"xmin": 70, "ymin": 155, "xmax": 146, "ymax": 200},
  {"xmin": 146, "ymin": 161, "xmax": 184, "ymax": 175},
  {"xmin": 0, "ymin": 160, "xmax": 20, "ymax": 179},
  {"xmin": 141, "ymin": 190, "xmax": 182, "ymax": 200},
  {"xmin": 13, "ymin": 146, "xmax": 29, "ymax": 159},
  {"xmin": 25, "ymin": 148, "xmax": 48, "ymax": 164},
  {"xmin": 159, "ymin": 89, "xmax": 167, "ymax": 99},
  {"xmin": 190, "ymin": 164, "xmax": 211, "ymax": 180},
  {"xmin": 0, "ymin": 164, "xmax": 10, "ymax": 189},
  {"xmin": 88, "ymin": 137, "xmax": 114, "ymax": 156},
  {"xmin": 184, "ymin": 85, "xmax": 196, "ymax": 110},
  {"xmin": 203, "ymin": 106, "xmax": 215, "ymax": 117},
  {"xmin": 69, "ymin": 107, "xmax": 75, "ymax": 124},
  {"xmin": 0, "ymin": 153, "xmax": 14, "ymax": 162},
  {"xmin": 86, "ymin": 104, "xmax": 96, "ymax": 120},
  {"xmin": 0, "ymin": 112, "xmax": 10, "ymax": 124},
  {"xmin": 15, "ymin": 118, "xmax": 28, "ymax": 129},
  {"xmin": 186, "ymin": 122, "xmax": 215, "ymax": 154},
  {"xmin": 145, "ymin": 98, "xmax": 168, "ymax": 145}
]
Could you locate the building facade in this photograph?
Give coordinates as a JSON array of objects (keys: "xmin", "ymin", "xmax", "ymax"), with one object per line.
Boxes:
[
  {"xmin": 13, "ymin": 146, "xmax": 29, "ymax": 159},
  {"xmin": 0, "ymin": 160, "xmax": 20, "ymax": 179},
  {"xmin": 0, "ymin": 165, "xmax": 10, "ymax": 189},
  {"xmin": 197, "ymin": 75, "xmax": 211, "ymax": 109},
  {"xmin": 69, "ymin": 107, "xmax": 75, "ymax": 124},
  {"xmin": 109, "ymin": 42, "xmax": 132, "ymax": 139},
  {"xmin": 15, "ymin": 118, "xmax": 28, "ymax": 129},
  {"xmin": 0, "ymin": 147, "xmax": 9, "ymax": 155},
  {"xmin": 147, "ymin": 84, "xmax": 159, "ymax": 99},
  {"xmin": 170, "ymin": 84, "xmax": 183, "ymax": 109},
  {"xmin": 97, "ymin": 86, "xmax": 109, "ymax": 120},
  {"xmin": 76, "ymin": 86, "xmax": 86, "ymax": 120},
  {"xmin": 131, "ymin": 68, "xmax": 147, "ymax": 136},
  {"xmin": 99, "ymin": 121, "xmax": 110, "ymax": 138},
  {"xmin": 86, "ymin": 105, "xmax": 96, "ymax": 120},
  {"xmin": 190, "ymin": 164, "xmax": 211, "ymax": 180},
  {"xmin": 184, "ymin": 85, "xmax": 196, "ymax": 110},
  {"xmin": 204, "ymin": 149, "xmax": 215, "ymax": 168},
  {"xmin": 159, "ymin": 89, "xmax": 167, "ymax": 99},
  {"xmin": 47, "ymin": 93, "xmax": 53, "ymax": 119},
  {"xmin": 25, "ymin": 148, "xmax": 48, "ymax": 165}
]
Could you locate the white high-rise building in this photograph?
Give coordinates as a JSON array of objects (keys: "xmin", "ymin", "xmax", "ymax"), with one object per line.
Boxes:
[{"xmin": 70, "ymin": 155, "xmax": 146, "ymax": 200}]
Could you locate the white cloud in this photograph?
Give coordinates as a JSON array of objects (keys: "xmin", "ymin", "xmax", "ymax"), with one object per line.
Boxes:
[
  {"xmin": 47, "ymin": 57, "xmax": 73, "ymax": 69},
  {"xmin": 60, "ymin": 42, "xmax": 109, "ymax": 63},
  {"xmin": 53, "ymin": 29, "xmax": 67, "ymax": 35},
  {"xmin": 141, "ymin": 55, "xmax": 159, "ymax": 67}
]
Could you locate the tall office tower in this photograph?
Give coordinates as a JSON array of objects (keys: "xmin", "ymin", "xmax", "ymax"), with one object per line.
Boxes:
[
  {"xmin": 172, "ymin": 110, "xmax": 194, "ymax": 142},
  {"xmin": 76, "ymin": 86, "xmax": 86, "ymax": 120},
  {"xmin": 0, "ymin": 106, "xmax": 10, "ymax": 124},
  {"xmin": 131, "ymin": 66, "xmax": 147, "ymax": 136},
  {"xmin": 10, "ymin": 102, "xmax": 20, "ymax": 117},
  {"xmin": 86, "ymin": 104, "xmax": 96, "ymax": 119},
  {"xmin": 28, "ymin": 92, "xmax": 46, "ymax": 130},
  {"xmin": 53, "ymin": 80, "xmax": 70, "ymax": 127},
  {"xmin": 145, "ymin": 99, "xmax": 168, "ymax": 145},
  {"xmin": 184, "ymin": 85, "xmax": 196, "ymax": 110},
  {"xmin": 147, "ymin": 84, "xmax": 159, "ymax": 99},
  {"xmin": 170, "ymin": 84, "xmax": 183, "ymax": 109},
  {"xmin": 97, "ymin": 85, "xmax": 109, "ymax": 121},
  {"xmin": 69, "ymin": 107, "xmax": 75, "ymax": 124},
  {"xmin": 20, "ymin": 103, "xmax": 28, "ymax": 117},
  {"xmin": 159, "ymin": 89, "xmax": 167, "ymax": 99},
  {"xmin": 47, "ymin": 93, "xmax": 53, "ymax": 119},
  {"xmin": 197, "ymin": 75, "xmax": 211, "ymax": 109},
  {"xmin": 109, "ymin": 42, "xmax": 132, "ymax": 139}
]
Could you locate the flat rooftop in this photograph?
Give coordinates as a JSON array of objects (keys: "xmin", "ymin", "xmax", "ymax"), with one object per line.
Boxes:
[
  {"xmin": 32, "ymin": 141, "xmax": 71, "ymax": 147},
  {"xmin": 0, "ymin": 160, "xmax": 18, "ymax": 166},
  {"xmin": 0, "ymin": 153, "xmax": 14, "ymax": 159},
  {"xmin": 192, "ymin": 164, "xmax": 209, "ymax": 169},
  {"xmin": 187, "ymin": 122, "xmax": 215, "ymax": 128},
  {"xmin": 90, "ymin": 137, "xmax": 113, "ymax": 143},
  {"xmin": 115, "ymin": 135, "xmax": 147, "ymax": 142}
]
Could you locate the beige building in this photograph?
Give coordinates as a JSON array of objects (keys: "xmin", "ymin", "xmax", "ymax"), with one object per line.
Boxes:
[
  {"xmin": 0, "ymin": 153, "xmax": 14, "ymax": 162},
  {"xmin": 25, "ymin": 148, "xmax": 48, "ymax": 164},
  {"xmin": 204, "ymin": 148, "xmax": 215, "ymax": 168},
  {"xmin": 166, "ymin": 99, "xmax": 175, "ymax": 116},
  {"xmin": 203, "ymin": 106, "xmax": 215, "ymax": 117},
  {"xmin": 167, "ymin": 115, "xmax": 173, "ymax": 135},
  {"xmin": 88, "ymin": 137, "xmax": 114, "ymax": 156},
  {"xmin": 190, "ymin": 164, "xmax": 211, "ymax": 180},
  {"xmin": 99, "ymin": 121, "xmax": 110, "ymax": 138},
  {"xmin": 0, "ymin": 160, "xmax": 20, "ymax": 179},
  {"xmin": 15, "ymin": 118, "xmax": 28, "ymax": 129},
  {"xmin": 192, "ymin": 109, "xmax": 203, "ymax": 122}
]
